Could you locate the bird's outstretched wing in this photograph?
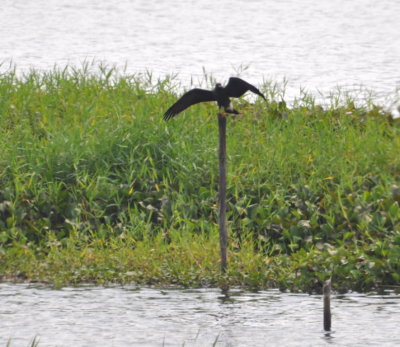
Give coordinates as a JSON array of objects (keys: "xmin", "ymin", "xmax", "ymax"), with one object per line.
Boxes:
[
  {"xmin": 163, "ymin": 88, "xmax": 216, "ymax": 120},
  {"xmin": 224, "ymin": 77, "xmax": 266, "ymax": 100}
]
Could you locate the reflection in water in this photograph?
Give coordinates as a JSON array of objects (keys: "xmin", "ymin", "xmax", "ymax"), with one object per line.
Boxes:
[
  {"xmin": 1, "ymin": 283, "xmax": 400, "ymax": 346},
  {"xmin": 322, "ymin": 331, "xmax": 335, "ymax": 345}
]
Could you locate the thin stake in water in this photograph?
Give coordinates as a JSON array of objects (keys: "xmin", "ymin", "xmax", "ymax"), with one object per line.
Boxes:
[{"xmin": 323, "ymin": 279, "xmax": 332, "ymax": 331}]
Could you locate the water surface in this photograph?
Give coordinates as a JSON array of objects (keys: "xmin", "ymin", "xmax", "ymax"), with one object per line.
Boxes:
[
  {"xmin": 1, "ymin": 0, "xmax": 400, "ymax": 107},
  {"xmin": 1, "ymin": 283, "xmax": 400, "ymax": 346}
]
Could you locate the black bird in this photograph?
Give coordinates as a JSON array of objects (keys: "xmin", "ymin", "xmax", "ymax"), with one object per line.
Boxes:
[{"xmin": 163, "ymin": 77, "xmax": 266, "ymax": 120}]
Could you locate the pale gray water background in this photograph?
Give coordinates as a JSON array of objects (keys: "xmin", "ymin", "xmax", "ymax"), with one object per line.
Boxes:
[
  {"xmin": 1, "ymin": 0, "xmax": 400, "ymax": 112},
  {"xmin": 1, "ymin": 283, "xmax": 400, "ymax": 347}
]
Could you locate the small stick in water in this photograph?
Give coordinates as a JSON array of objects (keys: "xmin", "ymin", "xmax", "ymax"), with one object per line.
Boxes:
[{"xmin": 323, "ymin": 279, "xmax": 332, "ymax": 331}]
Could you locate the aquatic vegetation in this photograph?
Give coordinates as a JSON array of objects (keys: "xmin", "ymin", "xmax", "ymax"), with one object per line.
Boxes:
[
  {"xmin": 0, "ymin": 64, "xmax": 399, "ymax": 292},
  {"xmin": 6, "ymin": 336, "xmax": 39, "ymax": 347}
]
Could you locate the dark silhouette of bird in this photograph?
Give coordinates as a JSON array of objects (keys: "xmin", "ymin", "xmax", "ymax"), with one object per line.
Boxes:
[{"xmin": 163, "ymin": 77, "xmax": 266, "ymax": 120}]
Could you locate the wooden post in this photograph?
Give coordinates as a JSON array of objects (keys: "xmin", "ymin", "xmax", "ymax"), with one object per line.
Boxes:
[
  {"xmin": 218, "ymin": 113, "xmax": 228, "ymax": 273},
  {"xmin": 323, "ymin": 279, "xmax": 332, "ymax": 331}
]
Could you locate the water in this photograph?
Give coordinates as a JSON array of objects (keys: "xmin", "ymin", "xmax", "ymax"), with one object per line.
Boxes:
[
  {"xmin": 1, "ymin": 283, "xmax": 400, "ymax": 347},
  {"xmin": 1, "ymin": 0, "xmax": 400, "ymax": 109}
]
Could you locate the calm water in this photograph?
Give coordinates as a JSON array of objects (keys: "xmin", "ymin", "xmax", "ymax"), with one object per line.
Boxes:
[
  {"xmin": 1, "ymin": 0, "xmax": 400, "ymax": 109},
  {"xmin": 1, "ymin": 283, "xmax": 400, "ymax": 347}
]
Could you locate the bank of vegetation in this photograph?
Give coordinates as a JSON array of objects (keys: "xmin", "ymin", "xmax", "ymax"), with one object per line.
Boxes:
[{"xmin": 0, "ymin": 64, "xmax": 399, "ymax": 292}]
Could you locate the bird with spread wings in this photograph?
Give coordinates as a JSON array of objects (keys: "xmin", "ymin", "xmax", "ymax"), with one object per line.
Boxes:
[{"xmin": 163, "ymin": 77, "xmax": 266, "ymax": 120}]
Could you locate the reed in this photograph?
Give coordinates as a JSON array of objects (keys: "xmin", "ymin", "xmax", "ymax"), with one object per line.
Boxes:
[{"xmin": 0, "ymin": 63, "xmax": 399, "ymax": 291}]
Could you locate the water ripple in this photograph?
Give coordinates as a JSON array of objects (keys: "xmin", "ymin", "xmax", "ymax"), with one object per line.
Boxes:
[{"xmin": 1, "ymin": 283, "xmax": 400, "ymax": 346}]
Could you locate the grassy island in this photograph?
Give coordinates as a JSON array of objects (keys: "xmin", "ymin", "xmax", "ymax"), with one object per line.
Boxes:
[{"xmin": 0, "ymin": 65, "xmax": 399, "ymax": 292}]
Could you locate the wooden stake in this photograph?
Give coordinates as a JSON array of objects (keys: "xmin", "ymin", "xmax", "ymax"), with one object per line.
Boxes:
[
  {"xmin": 218, "ymin": 113, "xmax": 228, "ymax": 273},
  {"xmin": 323, "ymin": 279, "xmax": 332, "ymax": 331}
]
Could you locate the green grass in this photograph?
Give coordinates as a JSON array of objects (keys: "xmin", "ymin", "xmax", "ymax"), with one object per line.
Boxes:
[{"xmin": 0, "ymin": 63, "xmax": 399, "ymax": 292}]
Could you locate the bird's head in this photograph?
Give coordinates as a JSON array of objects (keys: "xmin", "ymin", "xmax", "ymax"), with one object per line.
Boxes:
[{"xmin": 215, "ymin": 83, "xmax": 223, "ymax": 89}]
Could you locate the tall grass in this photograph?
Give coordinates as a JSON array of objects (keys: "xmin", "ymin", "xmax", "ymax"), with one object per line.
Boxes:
[{"xmin": 0, "ymin": 63, "xmax": 399, "ymax": 290}]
